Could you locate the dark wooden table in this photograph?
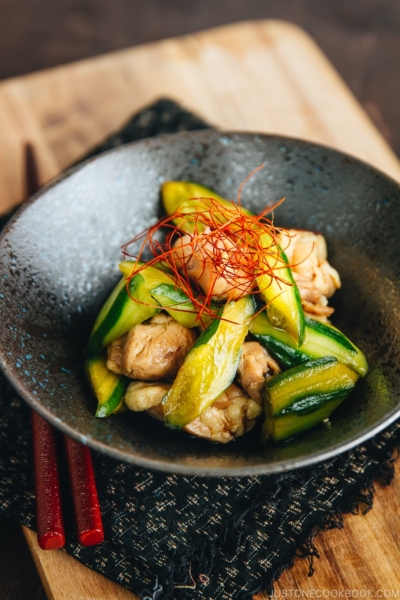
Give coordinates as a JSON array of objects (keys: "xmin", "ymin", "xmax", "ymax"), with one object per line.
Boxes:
[{"xmin": 0, "ymin": 2, "xmax": 399, "ymax": 598}]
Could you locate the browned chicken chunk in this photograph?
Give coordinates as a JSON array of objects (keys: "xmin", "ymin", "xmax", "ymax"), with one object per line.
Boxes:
[
  {"xmin": 107, "ymin": 313, "xmax": 197, "ymax": 381},
  {"xmin": 236, "ymin": 341, "xmax": 280, "ymax": 403},
  {"xmin": 146, "ymin": 383, "xmax": 262, "ymax": 443},
  {"xmin": 124, "ymin": 381, "xmax": 171, "ymax": 411},
  {"xmin": 278, "ymin": 229, "xmax": 341, "ymax": 321}
]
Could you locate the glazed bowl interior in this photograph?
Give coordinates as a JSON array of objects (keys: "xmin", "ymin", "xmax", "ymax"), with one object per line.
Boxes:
[{"xmin": 0, "ymin": 130, "xmax": 399, "ymax": 476}]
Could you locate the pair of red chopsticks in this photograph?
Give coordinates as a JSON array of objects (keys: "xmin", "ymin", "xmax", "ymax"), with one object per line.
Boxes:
[{"xmin": 26, "ymin": 144, "xmax": 104, "ymax": 550}]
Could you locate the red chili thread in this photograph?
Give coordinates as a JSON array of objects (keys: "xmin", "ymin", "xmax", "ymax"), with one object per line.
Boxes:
[{"xmin": 120, "ymin": 169, "xmax": 301, "ymax": 323}]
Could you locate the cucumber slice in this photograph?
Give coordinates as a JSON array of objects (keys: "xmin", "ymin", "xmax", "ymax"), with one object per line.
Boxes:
[
  {"xmin": 269, "ymin": 398, "xmax": 344, "ymax": 443},
  {"xmin": 85, "ymin": 354, "xmax": 130, "ymax": 418},
  {"xmin": 161, "ymin": 181, "xmax": 252, "ymax": 234},
  {"xmin": 162, "ymin": 180, "xmax": 228, "ymax": 215},
  {"xmin": 86, "ymin": 262, "xmax": 174, "ymax": 355},
  {"xmin": 263, "ymin": 357, "xmax": 359, "ymax": 442},
  {"xmin": 163, "ymin": 295, "xmax": 256, "ymax": 429},
  {"xmin": 251, "ymin": 311, "xmax": 368, "ymax": 377},
  {"xmin": 255, "ymin": 237, "xmax": 305, "ymax": 346},
  {"xmin": 119, "ymin": 260, "xmax": 172, "ymax": 276},
  {"xmin": 150, "ymin": 283, "xmax": 215, "ymax": 329}
]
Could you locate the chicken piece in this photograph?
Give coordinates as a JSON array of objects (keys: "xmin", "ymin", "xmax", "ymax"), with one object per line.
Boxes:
[
  {"xmin": 107, "ymin": 335, "xmax": 127, "ymax": 373},
  {"xmin": 172, "ymin": 227, "xmax": 254, "ymax": 301},
  {"xmin": 125, "ymin": 381, "xmax": 170, "ymax": 411},
  {"xmin": 107, "ymin": 313, "xmax": 197, "ymax": 381},
  {"xmin": 146, "ymin": 383, "xmax": 262, "ymax": 444},
  {"xmin": 278, "ymin": 229, "xmax": 341, "ymax": 321},
  {"xmin": 236, "ymin": 341, "xmax": 280, "ymax": 403}
]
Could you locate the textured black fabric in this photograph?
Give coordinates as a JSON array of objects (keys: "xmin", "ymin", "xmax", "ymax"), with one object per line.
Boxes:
[
  {"xmin": 0, "ymin": 99, "xmax": 399, "ymax": 599},
  {"xmin": 81, "ymin": 98, "xmax": 210, "ymax": 162}
]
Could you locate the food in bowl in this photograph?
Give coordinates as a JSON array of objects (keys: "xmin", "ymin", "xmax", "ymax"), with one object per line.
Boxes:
[{"xmin": 85, "ymin": 178, "xmax": 368, "ymax": 444}]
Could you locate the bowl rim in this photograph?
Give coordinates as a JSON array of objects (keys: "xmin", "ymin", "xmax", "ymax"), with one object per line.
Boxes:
[{"xmin": 1, "ymin": 129, "xmax": 400, "ymax": 476}]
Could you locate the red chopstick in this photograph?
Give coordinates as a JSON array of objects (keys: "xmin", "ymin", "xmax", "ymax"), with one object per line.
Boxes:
[
  {"xmin": 64, "ymin": 436, "xmax": 104, "ymax": 546},
  {"xmin": 26, "ymin": 143, "xmax": 104, "ymax": 549},
  {"xmin": 32, "ymin": 411, "xmax": 66, "ymax": 550}
]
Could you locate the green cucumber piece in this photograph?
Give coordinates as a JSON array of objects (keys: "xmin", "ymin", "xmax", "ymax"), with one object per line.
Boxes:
[
  {"xmin": 150, "ymin": 283, "xmax": 217, "ymax": 329},
  {"xmin": 150, "ymin": 283, "xmax": 201, "ymax": 328},
  {"xmin": 163, "ymin": 295, "xmax": 256, "ymax": 428},
  {"xmin": 161, "ymin": 180, "xmax": 252, "ymax": 234},
  {"xmin": 269, "ymin": 398, "xmax": 344, "ymax": 443},
  {"xmin": 119, "ymin": 260, "xmax": 171, "ymax": 276},
  {"xmin": 86, "ymin": 262, "xmax": 174, "ymax": 355},
  {"xmin": 85, "ymin": 354, "xmax": 130, "ymax": 418},
  {"xmin": 255, "ymin": 237, "xmax": 305, "ymax": 346},
  {"xmin": 263, "ymin": 357, "xmax": 359, "ymax": 442},
  {"xmin": 251, "ymin": 311, "xmax": 368, "ymax": 377}
]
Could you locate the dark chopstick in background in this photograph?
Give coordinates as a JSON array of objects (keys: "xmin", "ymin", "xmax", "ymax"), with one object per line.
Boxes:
[{"xmin": 25, "ymin": 143, "xmax": 104, "ymax": 550}]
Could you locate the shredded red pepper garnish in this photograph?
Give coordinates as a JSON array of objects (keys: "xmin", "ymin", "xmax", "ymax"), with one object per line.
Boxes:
[{"xmin": 119, "ymin": 167, "xmax": 297, "ymax": 324}]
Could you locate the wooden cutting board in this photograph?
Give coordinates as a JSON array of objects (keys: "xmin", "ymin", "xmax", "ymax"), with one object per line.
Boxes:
[{"xmin": 0, "ymin": 18, "xmax": 399, "ymax": 598}]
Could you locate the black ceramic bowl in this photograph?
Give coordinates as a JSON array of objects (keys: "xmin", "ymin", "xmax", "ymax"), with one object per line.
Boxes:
[{"xmin": 0, "ymin": 131, "xmax": 399, "ymax": 476}]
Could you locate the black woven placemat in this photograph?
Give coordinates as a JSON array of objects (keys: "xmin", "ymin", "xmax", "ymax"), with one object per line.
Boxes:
[{"xmin": 0, "ymin": 99, "xmax": 399, "ymax": 599}]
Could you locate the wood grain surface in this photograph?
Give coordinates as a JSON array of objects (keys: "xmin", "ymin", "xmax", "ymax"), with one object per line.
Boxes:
[
  {"xmin": 0, "ymin": 18, "xmax": 399, "ymax": 598},
  {"xmin": 1, "ymin": 0, "xmax": 400, "ymax": 158},
  {"xmin": 1, "ymin": 19, "xmax": 400, "ymax": 217}
]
